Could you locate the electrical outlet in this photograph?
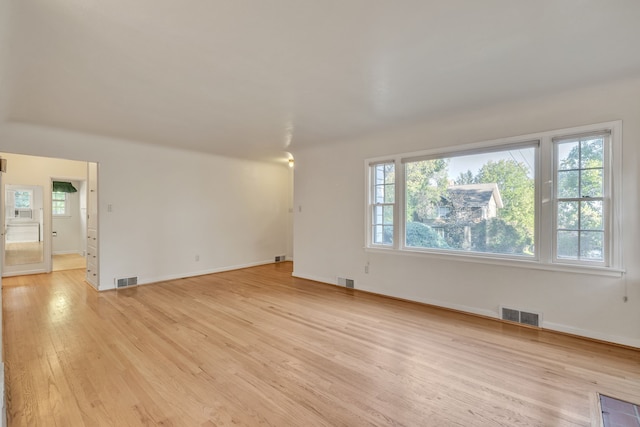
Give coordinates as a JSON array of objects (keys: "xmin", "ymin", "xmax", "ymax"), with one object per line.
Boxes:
[
  {"xmin": 195, "ymin": 255, "xmax": 200, "ymax": 262},
  {"xmin": 364, "ymin": 265, "xmax": 369, "ymax": 274}
]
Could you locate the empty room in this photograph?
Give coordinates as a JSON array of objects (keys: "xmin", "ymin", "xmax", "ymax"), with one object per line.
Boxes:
[{"xmin": 1, "ymin": 1, "xmax": 639, "ymax": 426}]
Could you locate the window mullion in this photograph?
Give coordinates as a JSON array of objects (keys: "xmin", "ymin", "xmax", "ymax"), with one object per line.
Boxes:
[{"xmin": 396, "ymin": 158, "xmax": 405, "ymax": 250}]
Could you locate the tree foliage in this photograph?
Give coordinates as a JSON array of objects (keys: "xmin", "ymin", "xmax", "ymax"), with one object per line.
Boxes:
[
  {"xmin": 405, "ymin": 159, "xmax": 449, "ymax": 222},
  {"xmin": 405, "ymin": 222, "xmax": 449, "ymax": 249},
  {"xmin": 405, "ymin": 156, "xmax": 534, "ymax": 255}
]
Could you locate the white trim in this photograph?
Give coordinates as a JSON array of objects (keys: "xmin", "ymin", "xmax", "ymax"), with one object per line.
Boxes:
[
  {"xmin": 364, "ymin": 246, "xmax": 624, "ymax": 278},
  {"xmin": 542, "ymin": 321, "xmax": 640, "ymax": 349},
  {"xmin": 52, "ymin": 250, "xmax": 84, "ymax": 256},
  {"xmin": 293, "ymin": 273, "xmax": 638, "ymax": 348},
  {"xmin": 101, "ymin": 259, "xmax": 278, "ymax": 291}
]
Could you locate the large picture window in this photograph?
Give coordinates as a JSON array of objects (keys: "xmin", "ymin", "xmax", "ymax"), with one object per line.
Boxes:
[
  {"xmin": 403, "ymin": 143, "xmax": 536, "ymax": 257},
  {"xmin": 366, "ymin": 121, "xmax": 622, "ymax": 274}
]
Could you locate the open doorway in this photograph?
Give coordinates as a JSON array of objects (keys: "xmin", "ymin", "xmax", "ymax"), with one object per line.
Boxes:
[
  {"xmin": 51, "ymin": 178, "xmax": 87, "ymax": 272},
  {"xmin": 0, "ymin": 153, "xmax": 97, "ymax": 285}
]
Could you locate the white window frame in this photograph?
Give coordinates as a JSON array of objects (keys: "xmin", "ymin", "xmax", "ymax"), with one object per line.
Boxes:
[
  {"xmin": 368, "ymin": 161, "xmax": 397, "ymax": 247},
  {"xmin": 364, "ymin": 121, "xmax": 623, "ymax": 277},
  {"xmin": 52, "ymin": 191, "xmax": 69, "ymax": 217}
]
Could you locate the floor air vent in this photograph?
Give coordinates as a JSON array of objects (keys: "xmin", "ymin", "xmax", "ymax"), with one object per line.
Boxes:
[
  {"xmin": 117, "ymin": 277, "xmax": 138, "ymax": 288},
  {"xmin": 500, "ymin": 306, "xmax": 541, "ymax": 327}
]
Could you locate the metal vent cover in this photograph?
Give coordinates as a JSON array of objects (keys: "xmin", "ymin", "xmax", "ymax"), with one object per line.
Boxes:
[
  {"xmin": 501, "ymin": 306, "xmax": 541, "ymax": 327},
  {"xmin": 520, "ymin": 311, "xmax": 540, "ymax": 327},
  {"xmin": 117, "ymin": 277, "xmax": 138, "ymax": 288},
  {"xmin": 501, "ymin": 307, "xmax": 520, "ymax": 322}
]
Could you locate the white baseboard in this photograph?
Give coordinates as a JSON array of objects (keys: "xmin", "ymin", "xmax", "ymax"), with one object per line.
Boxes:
[
  {"xmin": 542, "ymin": 321, "xmax": 640, "ymax": 349},
  {"xmin": 292, "ymin": 271, "xmax": 639, "ymax": 349},
  {"xmin": 101, "ymin": 259, "xmax": 278, "ymax": 291},
  {"xmin": 52, "ymin": 250, "xmax": 84, "ymax": 256}
]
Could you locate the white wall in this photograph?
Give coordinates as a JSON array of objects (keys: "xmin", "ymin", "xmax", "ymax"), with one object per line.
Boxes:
[
  {"xmin": 52, "ymin": 180, "xmax": 83, "ymax": 255},
  {"xmin": 0, "ymin": 124, "xmax": 291, "ymax": 290},
  {"xmin": 292, "ymin": 75, "xmax": 640, "ymax": 348}
]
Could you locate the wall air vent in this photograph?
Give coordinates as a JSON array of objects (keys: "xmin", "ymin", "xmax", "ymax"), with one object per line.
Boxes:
[
  {"xmin": 116, "ymin": 277, "xmax": 138, "ymax": 288},
  {"xmin": 500, "ymin": 306, "xmax": 541, "ymax": 327},
  {"xmin": 275, "ymin": 255, "xmax": 286, "ymax": 262}
]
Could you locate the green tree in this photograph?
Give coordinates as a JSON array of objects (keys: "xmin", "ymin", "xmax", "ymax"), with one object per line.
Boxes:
[
  {"xmin": 405, "ymin": 222, "xmax": 449, "ymax": 248},
  {"xmin": 454, "ymin": 170, "xmax": 474, "ymax": 185},
  {"xmin": 405, "ymin": 159, "xmax": 449, "ymax": 222},
  {"xmin": 472, "ymin": 218, "xmax": 528, "ymax": 254},
  {"xmin": 474, "ymin": 159, "xmax": 534, "ymax": 247}
]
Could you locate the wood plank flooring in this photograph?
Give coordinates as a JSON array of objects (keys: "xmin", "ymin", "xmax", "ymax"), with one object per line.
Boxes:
[
  {"xmin": 52, "ymin": 253, "xmax": 86, "ymax": 271},
  {"xmin": 4, "ymin": 242, "xmax": 43, "ymax": 266},
  {"xmin": 2, "ymin": 262, "xmax": 640, "ymax": 426}
]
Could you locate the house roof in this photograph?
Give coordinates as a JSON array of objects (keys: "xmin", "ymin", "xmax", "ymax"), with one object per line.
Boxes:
[{"xmin": 446, "ymin": 184, "xmax": 504, "ymax": 209}]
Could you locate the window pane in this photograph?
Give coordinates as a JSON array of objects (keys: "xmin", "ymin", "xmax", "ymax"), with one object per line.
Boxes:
[
  {"xmin": 372, "ymin": 225, "xmax": 393, "ymax": 244},
  {"xmin": 372, "ymin": 201, "xmax": 394, "ymax": 245},
  {"xmin": 373, "ymin": 225, "xmax": 384, "ymax": 244},
  {"xmin": 580, "ymin": 231, "xmax": 603, "ymax": 261},
  {"xmin": 557, "ymin": 201, "xmax": 579, "ymax": 230},
  {"xmin": 375, "ymin": 163, "xmax": 395, "ymax": 185},
  {"xmin": 557, "ymin": 230, "xmax": 579, "ymax": 259},
  {"xmin": 382, "ymin": 205, "xmax": 393, "ymax": 224},
  {"xmin": 558, "ymin": 141, "xmax": 579, "ymax": 170},
  {"xmin": 405, "ymin": 147, "xmax": 535, "ymax": 256},
  {"xmin": 15, "ymin": 191, "xmax": 31, "ymax": 208},
  {"xmin": 374, "ymin": 205, "xmax": 383, "ymax": 224},
  {"xmin": 581, "ymin": 138, "xmax": 603, "ymax": 168},
  {"xmin": 580, "ymin": 169, "xmax": 603, "ymax": 198},
  {"xmin": 580, "ymin": 200, "xmax": 603, "ymax": 230},
  {"xmin": 557, "ymin": 171, "xmax": 579, "ymax": 198}
]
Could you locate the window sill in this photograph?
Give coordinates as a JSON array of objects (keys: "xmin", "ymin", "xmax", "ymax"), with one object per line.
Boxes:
[{"xmin": 364, "ymin": 246, "xmax": 624, "ymax": 278}]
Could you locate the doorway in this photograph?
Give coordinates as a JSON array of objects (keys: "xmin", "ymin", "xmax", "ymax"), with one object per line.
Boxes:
[
  {"xmin": 3, "ymin": 184, "xmax": 45, "ymax": 275},
  {"xmin": 51, "ymin": 178, "xmax": 87, "ymax": 272},
  {"xmin": 0, "ymin": 153, "xmax": 97, "ymax": 283}
]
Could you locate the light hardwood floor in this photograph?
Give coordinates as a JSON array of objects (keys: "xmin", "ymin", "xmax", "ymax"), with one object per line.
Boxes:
[
  {"xmin": 4, "ymin": 242, "xmax": 43, "ymax": 266},
  {"xmin": 2, "ymin": 263, "xmax": 639, "ymax": 426},
  {"xmin": 52, "ymin": 253, "xmax": 86, "ymax": 271}
]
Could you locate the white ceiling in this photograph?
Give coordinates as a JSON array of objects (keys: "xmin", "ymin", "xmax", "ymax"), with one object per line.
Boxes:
[{"xmin": 2, "ymin": 0, "xmax": 640, "ymax": 161}]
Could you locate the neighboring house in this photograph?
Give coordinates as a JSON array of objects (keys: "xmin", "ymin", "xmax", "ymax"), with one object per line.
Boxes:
[
  {"xmin": 442, "ymin": 183, "xmax": 503, "ymax": 221},
  {"xmin": 430, "ymin": 183, "xmax": 503, "ymax": 246}
]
